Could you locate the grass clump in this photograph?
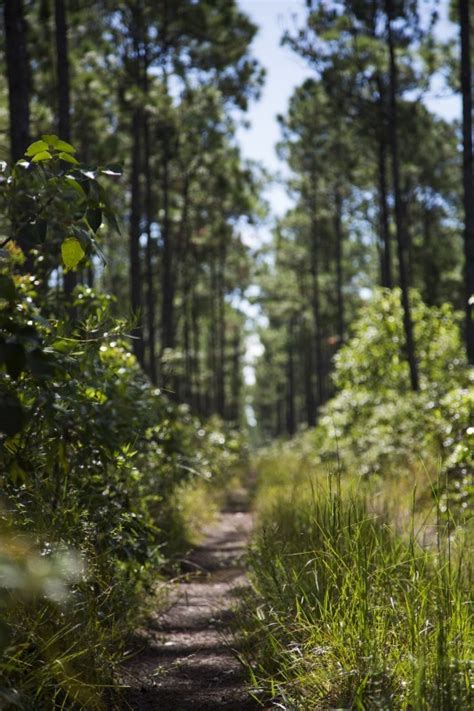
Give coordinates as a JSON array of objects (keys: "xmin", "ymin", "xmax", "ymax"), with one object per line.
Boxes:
[{"xmin": 238, "ymin": 475, "xmax": 473, "ymax": 710}]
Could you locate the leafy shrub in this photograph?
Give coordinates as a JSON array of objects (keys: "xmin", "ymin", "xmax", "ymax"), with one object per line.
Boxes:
[
  {"xmin": 312, "ymin": 289, "xmax": 473, "ymax": 505},
  {"xmin": 0, "ymin": 140, "xmax": 244, "ymax": 708}
]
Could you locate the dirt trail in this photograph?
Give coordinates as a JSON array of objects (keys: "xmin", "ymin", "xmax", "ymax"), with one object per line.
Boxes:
[{"xmin": 120, "ymin": 502, "xmax": 259, "ymax": 710}]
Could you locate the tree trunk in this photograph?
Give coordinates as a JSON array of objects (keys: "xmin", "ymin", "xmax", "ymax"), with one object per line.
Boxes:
[
  {"xmin": 144, "ymin": 115, "xmax": 157, "ymax": 382},
  {"xmin": 216, "ymin": 235, "xmax": 227, "ymax": 418},
  {"xmin": 4, "ymin": 0, "xmax": 30, "ymax": 162},
  {"xmin": 128, "ymin": 5, "xmax": 144, "ymax": 367},
  {"xmin": 54, "ymin": 0, "xmax": 77, "ymax": 297},
  {"xmin": 142, "ymin": 38, "xmax": 157, "ymax": 382},
  {"xmin": 334, "ymin": 186, "xmax": 345, "ymax": 344},
  {"xmin": 377, "ymin": 132, "xmax": 393, "ymax": 288},
  {"xmin": 459, "ymin": 0, "xmax": 474, "ymax": 364},
  {"xmin": 386, "ymin": 0, "xmax": 419, "ymax": 391},
  {"xmin": 161, "ymin": 140, "xmax": 174, "ymax": 351},
  {"xmin": 309, "ymin": 175, "xmax": 324, "ymax": 409},
  {"xmin": 130, "ymin": 108, "xmax": 144, "ymax": 366},
  {"xmin": 286, "ymin": 318, "xmax": 296, "ymax": 436},
  {"xmin": 191, "ymin": 288, "xmax": 201, "ymax": 413},
  {"xmin": 230, "ymin": 332, "xmax": 241, "ymax": 425},
  {"xmin": 54, "ymin": 0, "xmax": 71, "ymax": 141},
  {"xmin": 304, "ymin": 321, "xmax": 316, "ymax": 427}
]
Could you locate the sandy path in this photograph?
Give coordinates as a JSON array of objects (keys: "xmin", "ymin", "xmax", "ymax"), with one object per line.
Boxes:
[{"xmin": 119, "ymin": 507, "xmax": 259, "ymax": 710}]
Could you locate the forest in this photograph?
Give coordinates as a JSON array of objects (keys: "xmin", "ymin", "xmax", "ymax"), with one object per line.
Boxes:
[{"xmin": 0, "ymin": 0, "xmax": 473, "ymax": 709}]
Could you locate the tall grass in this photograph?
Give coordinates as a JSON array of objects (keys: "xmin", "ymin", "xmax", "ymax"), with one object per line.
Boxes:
[{"xmin": 237, "ymin": 463, "xmax": 473, "ymax": 709}]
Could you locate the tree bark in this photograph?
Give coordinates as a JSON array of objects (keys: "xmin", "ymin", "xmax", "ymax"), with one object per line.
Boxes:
[
  {"xmin": 286, "ymin": 318, "xmax": 296, "ymax": 436},
  {"xmin": 142, "ymin": 38, "xmax": 157, "ymax": 382},
  {"xmin": 191, "ymin": 286, "xmax": 201, "ymax": 413},
  {"xmin": 309, "ymin": 175, "xmax": 324, "ymax": 409},
  {"xmin": 230, "ymin": 331, "xmax": 241, "ymax": 425},
  {"xmin": 144, "ymin": 115, "xmax": 157, "ymax": 382},
  {"xmin": 304, "ymin": 321, "xmax": 316, "ymax": 427},
  {"xmin": 459, "ymin": 0, "xmax": 474, "ymax": 364},
  {"xmin": 4, "ymin": 0, "xmax": 30, "ymax": 162},
  {"xmin": 334, "ymin": 186, "xmax": 345, "ymax": 344},
  {"xmin": 161, "ymin": 138, "xmax": 174, "ymax": 351},
  {"xmin": 377, "ymin": 132, "xmax": 393, "ymax": 288},
  {"xmin": 54, "ymin": 0, "xmax": 77, "ymax": 297},
  {"xmin": 128, "ymin": 4, "xmax": 144, "ymax": 367},
  {"xmin": 216, "ymin": 233, "xmax": 227, "ymax": 418},
  {"xmin": 130, "ymin": 107, "xmax": 145, "ymax": 366},
  {"xmin": 386, "ymin": 0, "xmax": 419, "ymax": 391}
]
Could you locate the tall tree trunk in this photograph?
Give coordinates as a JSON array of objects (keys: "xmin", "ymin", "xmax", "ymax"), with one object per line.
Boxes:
[
  {"xmin": 161, "ymin": 139, "xmax": 174, "ymax": 350},
  {"xmin": 231, "ymin": 332, "xmax": 241, "ymax": 425},
  {"xmin": 334, "ymin": 186, "xmax": 345, "ymax": 344},
  {"xmin": 209, "ymin": 257, "xmax": 218, "ymax": 412},
  {"xmin": 386, "ymin": 0, "xmax": 419, "ymax": 391},
  {"xmin": 309, "ymin": 175, "xmax": 324, "ymax": 409},
  {"xmin": 54, "ymin": 0, "xmax": 76, "ymax": 297},
  {"xmin": 4, "ymin": 0, "xmax": 30, "ymax": 162},
  {"xmin": 377, "ymin": 132, "xmax": 393, "ymax": 288},
  {"xmin": 216, "ymin": 234, "xmax": 227, "ymax": 418},
  {"xmin": 130, "ymin": 108, "xmax": 144, "ymax": 366},
  {"xmin": 374, "ymin": 21, "xmax": 393, "ymax": 288},
  {"xmin": 304, "ymin": 321, "xmax": 316, "ymax": 427},
  {"xmin": 144, "ymin": 116, "xmax": 157, "ymax": 382},
  {"xmin": 459, "ymin": 0, "xmax": 474, "ymax": 364},
  {"xmin": 142, "ymin": 39, "xmax": 157, "ymax": 382},
  {"xmin": 128, "ymin": 4, "xmax": 144, "ymax": 367},
  {"xmin": 191, "ymin": 287, "xmax": 201, "ymax": 413},
  {"xmin": 286, "ymin": 318, "xmax": 296, "ymax": 436},
  {"xmin": 54, "ymin": 0, "xmax": 70, "ymax": 142}
]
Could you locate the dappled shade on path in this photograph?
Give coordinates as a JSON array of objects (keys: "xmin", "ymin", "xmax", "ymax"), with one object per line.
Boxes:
[{"xmin": 120, "ymin": 508, "xmax": 259, "ymax": 710}]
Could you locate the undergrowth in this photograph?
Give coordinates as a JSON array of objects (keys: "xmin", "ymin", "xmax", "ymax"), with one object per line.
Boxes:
[
  {"xmin": 238, "ymin": 469, "xmax": 473, "ymax": 709},
  {"xmin": 0, "ymin": 139, "xmax": 246, "ymax": 708},
  {"xmin": 238, "ymin": 291, "xmax": 473, "ymax": 710}
]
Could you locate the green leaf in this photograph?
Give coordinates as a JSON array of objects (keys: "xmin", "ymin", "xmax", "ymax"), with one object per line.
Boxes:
[
  {"xmin": 26, "ymin": 140, "xmax": 49, "ymax": 157},
  {"xmin": 64, "ymin": 177, "xmax": 87, "ymax": 198},
  {"xmin": 86, "ymin": 208, "xmax": 102, "ymax": 232},
  {"xmin": 55, "ymin": 139, "xmax": 76, "ymax": 153},
  {"xmin": 61, "ymin": 237, "xmax": 85, "ymax": 271},
  {"xmin": 41, "ymin": 134, "xmax": 60, "ymax": 147},
  {"xmin": 59, "ymin": 152, "xmax": 79, "ymax": 164},
  {"xmin": 31, "ymin": 151, "xmax": 53, "ymax": 163}
]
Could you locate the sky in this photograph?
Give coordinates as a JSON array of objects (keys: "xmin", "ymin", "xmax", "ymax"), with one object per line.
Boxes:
[{"xmin": 234, "ymin": 0, "xmax": 461, "ymax": 392}]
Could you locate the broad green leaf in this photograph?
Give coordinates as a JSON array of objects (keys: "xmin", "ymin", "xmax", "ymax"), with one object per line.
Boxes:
[
  {"xmin": 26, "ymin": 140, "xmax": 49, "ymax": 157},
  {"xmin": 55, "ymin": 139, "xmax": 76, "ymax": 153},
  {"xmin": 59, "ymin": 152, "xmax": 79, "ymax": 164},
  {"xmin": 41, "ymin": 134, "xmax": 60, "ymax": 147},
  {"xmin": 31, "ymin": 151, "xmax": 52, "ymax": 163},
  {"xmin": 64, "ymin": 177, "xmax": 87, "ymax": 198},
  {"xmin": 61, "ymin": 237, "xmax": 85, "ymax": 271}
]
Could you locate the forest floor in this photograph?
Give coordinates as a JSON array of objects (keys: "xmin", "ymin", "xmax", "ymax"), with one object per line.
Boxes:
[{"xmin": 119, "ymin": 490, "xmax": 260, "ymax": 710}]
